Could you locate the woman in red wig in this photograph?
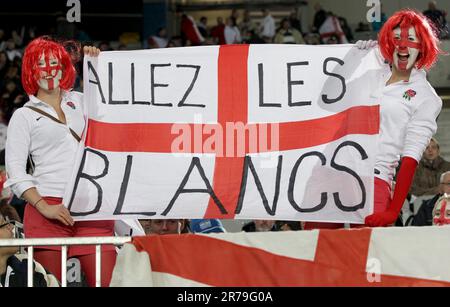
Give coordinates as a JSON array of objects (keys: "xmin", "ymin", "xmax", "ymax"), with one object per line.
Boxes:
[
  {"xmin": 4, "ymin": 36, "xmax": 116, "ymax": 286},
  {"xmin": 364, "ymin": 9, "xmax": 443, "ymax": 227},
  {"xmin": 305, "ymin": 9, "xmax": 444, "ymax": 229}
]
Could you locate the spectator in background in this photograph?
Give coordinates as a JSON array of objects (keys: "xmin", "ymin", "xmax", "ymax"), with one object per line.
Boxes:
[
  {"xmin": 0, "ymin": 198, "xmax": 21, "ymax": 224},
  {"xmin": 197, "ymin": 17, "xmax": 209, "ymax": 38},
  {"xmin": 211, "ymin": 17, "xmax": 226, "ymax": 45},
  {"xmin": 338, "ymin": 16, "xmax": 354, "ymax": 42},
  {"xmin": 242, "ymin": 220, "xmax": 277, "ymax": 232},
  {"xmin": 148, "ymin": 27, "xmax": 169, "ymax": 49},
  {"xmin": 410, "ymin": 138, "xmax": 450, "ymax": 197},
  {"xmin": 0, "ymin": 211, "xmax": 59, "ymax": 287},
  {"xmin": 313, "ymin": 3, "xmax": 327, "ymax": 32},
  {"xmin": 11, "ymin": 29, "xmax": 25, "ymax": 49},
  {"xmin": 318, "ymin": 12, "xmax": 348, "ymax": 44},
  {"xmin": 239, "ymin": 10, "xmax": 257, "ymax": 42},
  {"xmin": 3, "ymin": 64, "xmax": 21, "ymax": 86},
  {"xmin": 242, "ymin": 29, "xmax": 265, "ymax": 44},
  {"xmin": 0, "ymin": 52, "xmax": 10, "ymax": 87},
  {"xmin": 304, "ymin": 33, "xmax": 321, "ymax": 45},
  {"xmin": 274, "ymin": 18, "xmax": 305, "ymax": 44},
  {"xmin": 289, "ymin": 9, "xmax": 303, "ymax": 33},
  {"xmin": 5, "ymin": 39, "xmax": 22, "ymax": 62},
  {"xmin": 230, "ymin": 8, "xmax": 240, "ymax": 24},
  {"xmin": 0, "ymin": 29, "xmax": 5, "ymax": 51},
  {"xmin": 1, "ymin": 80, "xmax": 25, "ymax": 123},
  {"xmin": 224, "ymin": 17, "xmax": 241, "ymax": 44},
  {"xmin": 260, "ymin": 9, "xmax": 276, "ymax": 43},
  {"xmin": 190, "ymin": 219, "xmax": 225, "ymax": 234},
  {"xmin": 180, "ymin": 13, "xmax": 205, "ymax": 46},
  {"xmin": 139, "ymin": 219, "xmax": 187, "ymax": 235},
  {"xmin": 423, "ymin": 1, "xmax": 447, "ymax": 37},
  {"xmin": 412, "ymin": 171, "xmax": 450, "ymax": 226},
  {"xmin": 432, "ymin": 181, "xmax": 450, "ymax": 226},
  {"xmin": 276, "ymin": 221, "xmax": 302, "ymax": 231}
]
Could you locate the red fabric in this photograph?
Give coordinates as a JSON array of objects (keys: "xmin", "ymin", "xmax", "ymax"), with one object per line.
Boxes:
[
  {"xmin": 131, "ymin": 230, "xmax": 450, "ymax": 286},
  {"xmin": 304, "ymin": 177, "xmax": 391, "ymax": 230},
  {"xmin": 85, "ymin": 106, "xmax": 379, "ymax": 154},
  {"xmin": 211, "ymin": 24, "xmax": 226, "ymax": 45},
  {"xmin": 365, "ymin": 156, "xmax": 418, "ymax": 226},
  {"xmin": 204, "ymin": 45, "xmax": 249, "ymax": 218},
  {"xmin": 181, "ymin": 15, "xmax": 203, "ymax": 45},
  {"xmin": 24, "ymin": 197, "xmax": 115, "ymax": 257}
]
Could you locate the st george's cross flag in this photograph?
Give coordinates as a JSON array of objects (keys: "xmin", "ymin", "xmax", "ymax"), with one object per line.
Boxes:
[
  {"xmin": 110, "ymin": 226, "xmax": 450, "ymax": 287},
  {"xmin": 64, "ymin": 44, "xmax": 384, "ymax": 223}
]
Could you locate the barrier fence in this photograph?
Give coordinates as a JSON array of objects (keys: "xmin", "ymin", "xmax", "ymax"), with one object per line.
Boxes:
[{"xmin": 0, "ymin": 237, "xmax": 131, "ymax": 287}]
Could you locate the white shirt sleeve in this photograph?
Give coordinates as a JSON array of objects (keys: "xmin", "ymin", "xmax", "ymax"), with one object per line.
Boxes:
[
  {"xmin": 261, "ymin": 17, "xmax": 275, "ymax": 38},
  {"xmin": 4, "ymin": 109, "xmax": 37, "ymax": 197},
  {"xmin": 402, "ymin": 97, "xmax": 442, "ymax": 162}
]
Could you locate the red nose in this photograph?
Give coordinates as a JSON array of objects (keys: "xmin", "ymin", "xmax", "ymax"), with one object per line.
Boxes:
[{"xmin": 397, "ymin": 45, "xmax": 408, "ymax": 53}]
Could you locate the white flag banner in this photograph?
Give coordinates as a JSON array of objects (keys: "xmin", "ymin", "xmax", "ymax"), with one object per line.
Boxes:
[{"xmin": 63, "ymin": 44, "xmax": 383, "ymax": 223}]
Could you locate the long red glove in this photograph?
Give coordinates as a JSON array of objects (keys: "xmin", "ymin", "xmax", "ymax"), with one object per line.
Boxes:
[{"xmin": 365, "ymin": 157, "xmax": 418, "ymax": 227}]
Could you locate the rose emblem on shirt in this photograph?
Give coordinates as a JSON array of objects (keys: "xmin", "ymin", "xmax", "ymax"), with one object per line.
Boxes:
[
  {"xmin": 67, "ymin": 101, "xmax": 76, "ymax": 109},
  {"xmin": 402, "ymin": 89, "xmax": 416, "ymax": 101}
]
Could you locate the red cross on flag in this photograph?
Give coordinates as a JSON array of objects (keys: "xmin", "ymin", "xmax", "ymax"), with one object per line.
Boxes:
[
  {"xmin": 110, "ymin": 226, "xmax": 450, "ymax": 286},
  {"xmin": 64, "ymin": 44, "xmax": 381, "ymax": 223}
]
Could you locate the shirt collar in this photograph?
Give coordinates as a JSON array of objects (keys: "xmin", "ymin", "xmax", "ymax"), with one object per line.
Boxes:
[
  {"xmin": 406, "ymin": 68, "xmax": 427, "ymax": 84},
  {"xmin": 28, "ymin": 90, "xmax": 68, "ymax": 106},
  {"xmin": 384, "ymin": 67, "xmax": 427, "ymax": 85}
]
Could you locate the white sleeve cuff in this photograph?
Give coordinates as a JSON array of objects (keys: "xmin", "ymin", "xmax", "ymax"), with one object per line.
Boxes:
[{"xmin": 4, "ymin": 177, "xmax": 37, "ymax": 198}]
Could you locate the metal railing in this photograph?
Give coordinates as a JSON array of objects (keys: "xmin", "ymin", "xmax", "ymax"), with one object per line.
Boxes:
[{"xmin": 0, "ymin": 237, "xmax": 131, "ymax": 287}]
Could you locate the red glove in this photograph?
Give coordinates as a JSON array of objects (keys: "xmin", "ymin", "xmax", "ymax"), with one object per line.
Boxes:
[{"xmin": 365, "ymin": 157, "xmax": 418, "ymax": 227}]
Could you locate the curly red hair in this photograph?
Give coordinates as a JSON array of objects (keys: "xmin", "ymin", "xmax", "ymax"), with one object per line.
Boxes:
[
  {"xmin": 22, "ymin": 36, "xmax": 77, "ymax": 95},
  {"xmin": 378, "ymin": 9, "xmax": 442, "ymax": 70}
]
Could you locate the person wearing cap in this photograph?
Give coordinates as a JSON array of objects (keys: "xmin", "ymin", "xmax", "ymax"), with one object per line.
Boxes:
[{"xmin": 190, "ymin": 219, "xmax": 226, "ymax": 234}]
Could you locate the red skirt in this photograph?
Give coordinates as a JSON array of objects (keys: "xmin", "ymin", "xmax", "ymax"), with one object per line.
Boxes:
[{"xmin": 24, "ymin": 197, "xmax": 115, "ymax": 257}]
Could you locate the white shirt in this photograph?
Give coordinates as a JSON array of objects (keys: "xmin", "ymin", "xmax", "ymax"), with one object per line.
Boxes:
[
  {"xmin": 373, "ymin": 67, "xmax": 442, "ymax": 184},
  {"xmin": 224, "ymin": 25, "xmax": 242, "ymax": 44},
  {"xmin": 5, "ymin": 91, "xmax": 85, "ymax": 198},
  {"xmin": 260, "ymin": 15, "xmax": 276, "ymax": 38},
  {"xmin": 149, "ymin": 36, "xmax": 168, "ymax": 48}
]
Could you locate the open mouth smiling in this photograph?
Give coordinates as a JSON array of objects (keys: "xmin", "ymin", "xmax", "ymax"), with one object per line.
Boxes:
[{"xmin": 397, "ymin": 52, "xmax": 410, "ymax": 61}]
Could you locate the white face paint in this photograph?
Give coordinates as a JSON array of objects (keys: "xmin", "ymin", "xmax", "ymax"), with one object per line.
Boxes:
[
  {"xmin": 37, "ymin": 53, "xmax": 62, "ymax": 91},
  {"xmin": 392, "ymin": 26, "xmax": 421, "ymax": 71}
]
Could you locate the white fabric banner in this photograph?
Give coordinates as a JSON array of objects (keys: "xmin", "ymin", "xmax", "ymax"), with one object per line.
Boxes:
[{"xmin": 63, "ymin": 44, "xmax": 383, "ymax": 223}]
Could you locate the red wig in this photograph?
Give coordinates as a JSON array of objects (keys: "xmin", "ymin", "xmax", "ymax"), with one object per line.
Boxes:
[
  {"xmin": 22, "ymin": 36, "xmax": 77, "ymax": 95},
  {"xmin": 378, "ymin": 9, "xmax": 442, "ymax": 70}
]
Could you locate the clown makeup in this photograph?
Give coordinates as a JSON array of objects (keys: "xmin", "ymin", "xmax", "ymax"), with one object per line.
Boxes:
[
  {"xmin": 392, "ymin": 25, "xmax": 421, "ymax": 71},
  {"xmin": 36, "ymin": 52, "xmax": 63, "ymax": 91},
  {"xmin": 432, "ymin": 195, "xmax": 450, "ymax": 226}
]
